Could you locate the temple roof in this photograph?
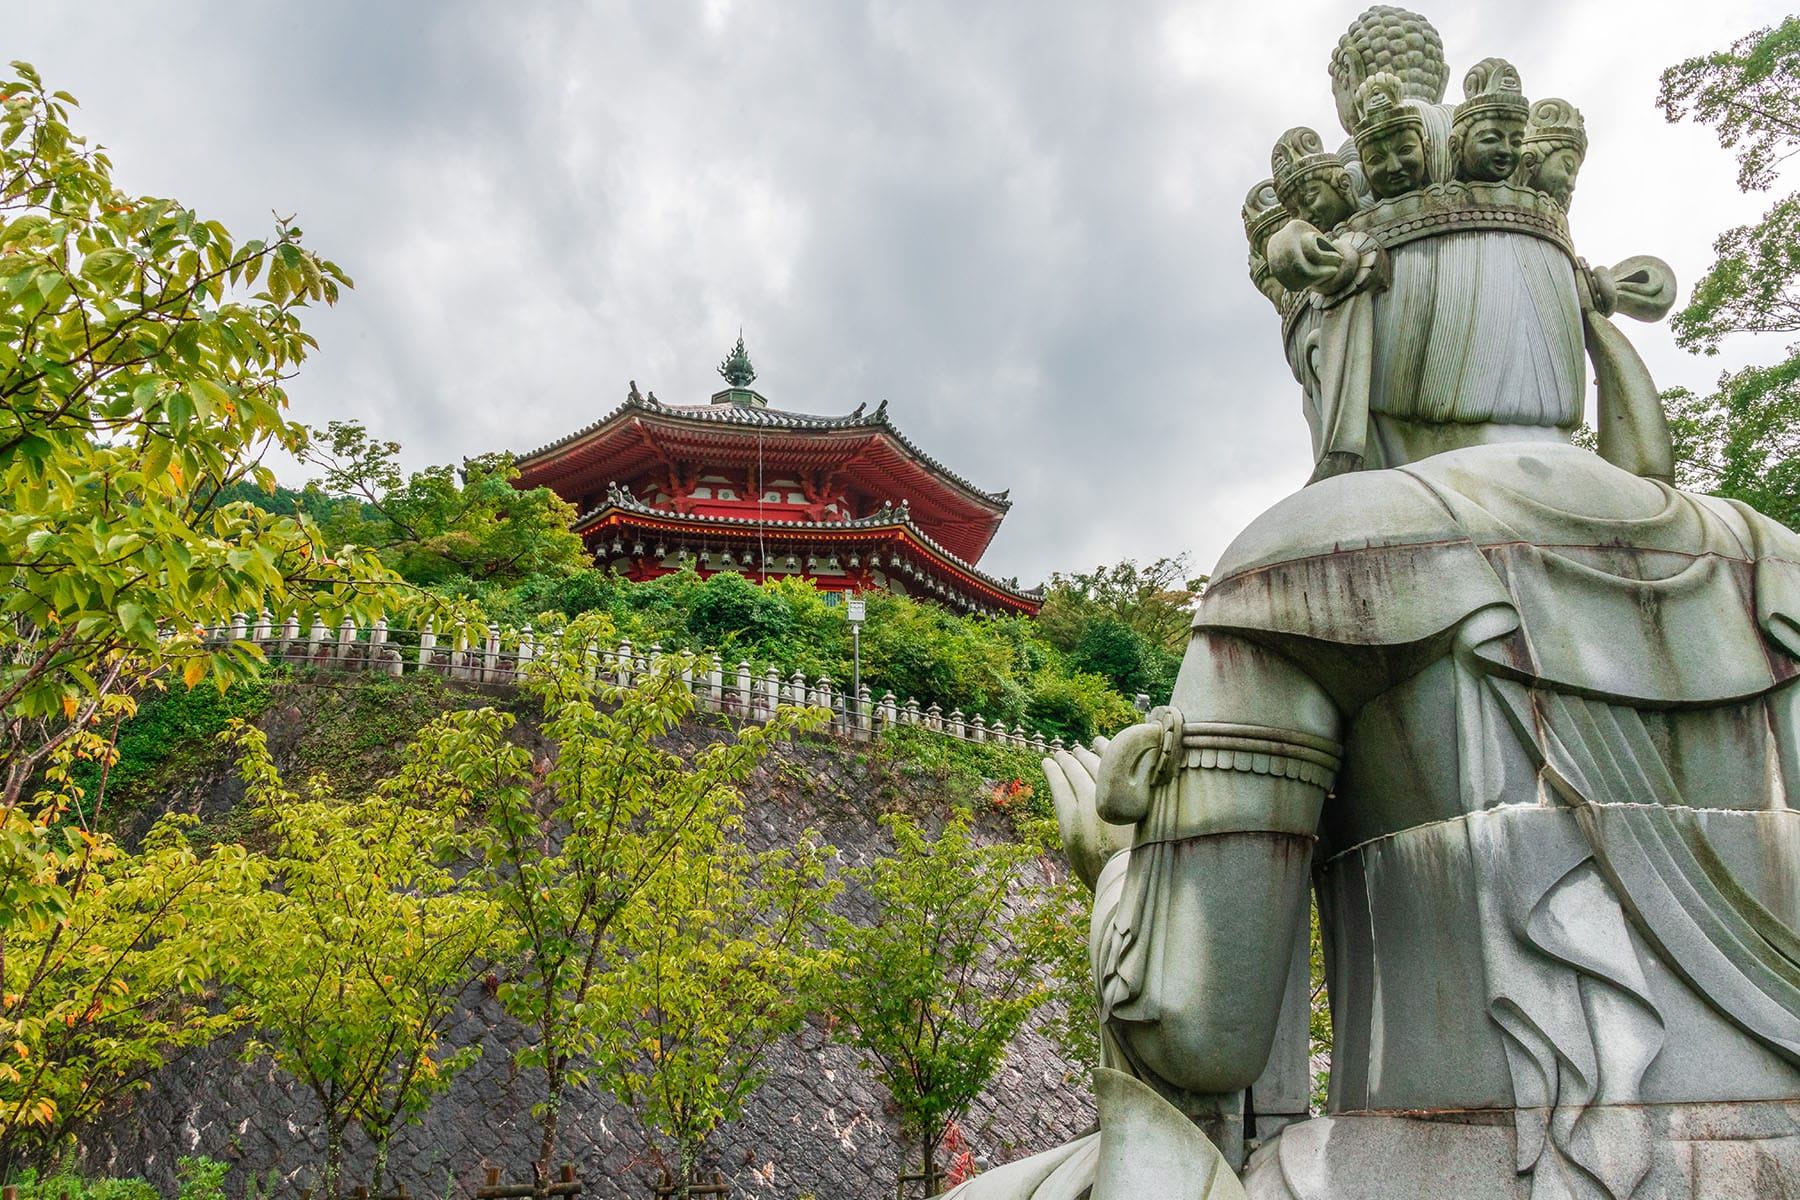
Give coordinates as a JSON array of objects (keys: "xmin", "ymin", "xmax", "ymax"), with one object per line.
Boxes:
[
  {"xmin": 515, "ymin": 388, "xmax": 1013, "ymax": 562},
  {"xmin": 519, "ymin": 390, "xmax": 1009, "ymax": 505},
  {"xmin": 574, "ymin": 482, "xmax": 1042, "ymax": 613}
]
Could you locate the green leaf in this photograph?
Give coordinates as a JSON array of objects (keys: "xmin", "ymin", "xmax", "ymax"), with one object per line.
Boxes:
[{"xmin": 142, "ymin": 437, "xmax": 171, "ymax": 481}]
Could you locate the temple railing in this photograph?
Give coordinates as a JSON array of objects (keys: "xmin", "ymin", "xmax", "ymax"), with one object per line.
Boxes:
[{"xmin": 201, "ymin": 613, "xmax": 1071, "ymax": 754}]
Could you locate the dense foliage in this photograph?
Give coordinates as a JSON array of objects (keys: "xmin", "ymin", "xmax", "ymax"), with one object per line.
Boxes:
[
  {"xmin": 1658, "ymin": 18, "xmax": 1800, "ymax": 525},
  {"xmin": 464, "ymin": 567, "xmax": 1140, "ymax": 744},
  {"xmin": 301, "ymin": 420, "xmax": 588, "ymax": 587},
  {"xmin": 0, "ymin": 59, "xmax": 424, "ymax": 1187},
  {"xmin": 227, "ymin": 722, "xmax": 493, "ymax": 1194},
  {"xmin": 0, "ymin": 56, "xmax": 1127, "ymax": 1194},
  {"xmin": 395, "ymin": 617, "xmax": 828, "ymax": 1183},
  {"xmin": 1033, "ymin": 555, "xmax": 1202, "ymax": 704}
]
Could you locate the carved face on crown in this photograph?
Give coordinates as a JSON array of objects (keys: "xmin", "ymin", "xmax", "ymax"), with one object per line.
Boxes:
[
  {"xmin": 1272, "ymin": 127, "xmax": 1355, "ymax": 231},
  {"xmin": 1456, "ymin": 114, "xmax": 1526, "ymax": 182},
  {"xmin": 1330, "ymin": 43, "xmax": 1368, "ymax": 135},
  {"xmin": 1521, "ymin": 98, "xmax": 1587, "ymax": 209},
  {"xmin": 1353, "ymin": 73, "xmax": 1429, "ymax": 198},
  {"xmin": 1363, "ymin": 127, "xmax": 1427, "ymax": 198},
  {"xmin": 1526, "ymin": 145, "xmax": 1580, "ymax": 207},
  {"xmin": 1295, "ymin": 176, "xmax": 1356, "ymax": 230},
  {"xmin": 1451, "ymin": 57, "xmax": 1529, "ymax": 183}
]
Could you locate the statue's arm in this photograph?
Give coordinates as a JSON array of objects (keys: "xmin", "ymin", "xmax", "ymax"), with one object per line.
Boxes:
[{"xmin": 1095, "ymin": 630, "xmax": 1342, "ymax": 1096}]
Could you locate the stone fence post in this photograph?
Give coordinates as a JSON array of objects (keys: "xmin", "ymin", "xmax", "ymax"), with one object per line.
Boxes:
[{"xmin": 762, "ymin": 666, "xmax": 780, "ymax": 721}]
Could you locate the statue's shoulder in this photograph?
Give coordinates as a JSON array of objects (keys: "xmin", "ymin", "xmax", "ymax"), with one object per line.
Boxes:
[
  {"xmin": 1198, "ymin": 466, "xmax": 1505, "ymax": 705},
  {"xmin": 1201, "ymin": 445, "xmax": 1800, "ymax": 708},
  {"xmin": 1208, "ymin": 467, "xmax": 1467, "ymax": 584}
]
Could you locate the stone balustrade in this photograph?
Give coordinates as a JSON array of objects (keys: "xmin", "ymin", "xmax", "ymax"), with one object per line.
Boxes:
[{"xmin": 202, "ymin": 614, "xmax": 1069, "ymax": 754}]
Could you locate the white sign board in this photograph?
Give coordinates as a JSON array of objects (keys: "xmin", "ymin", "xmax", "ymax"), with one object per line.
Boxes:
[{"xmin": 846, "ymin": 598, "xmax": 866, "ymax": 623}]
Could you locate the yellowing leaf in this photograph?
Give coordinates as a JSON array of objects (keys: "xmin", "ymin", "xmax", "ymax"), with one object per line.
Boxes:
[{"xmin": 183, "ymin": 656, "xmax": 206, "ymax": 689}]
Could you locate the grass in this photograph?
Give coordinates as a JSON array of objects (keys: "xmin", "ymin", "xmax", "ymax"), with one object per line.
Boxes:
[
  {"xmin": 71, "ymin": 672, "xmax": 274, "ymax": 817},
  {"xmin": 869, "ymin": 724, "xmax": 1049, "ymax": 818}
]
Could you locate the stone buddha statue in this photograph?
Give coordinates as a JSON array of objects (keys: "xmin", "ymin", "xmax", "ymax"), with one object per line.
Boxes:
[{"xmin": 939, "ymin": 7, "xmax": 1800, "ymax": 1200}]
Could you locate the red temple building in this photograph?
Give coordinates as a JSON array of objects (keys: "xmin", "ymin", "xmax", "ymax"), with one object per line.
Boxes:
[{"xmin": 513, "ymin": 339, "xmax": 1042, "ymax": 616}]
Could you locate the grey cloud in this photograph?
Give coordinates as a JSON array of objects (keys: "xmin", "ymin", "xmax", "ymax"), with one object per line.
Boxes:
[{"xmin": 7, "ymin": 0, "xmax": 1790, "ymax": 585}]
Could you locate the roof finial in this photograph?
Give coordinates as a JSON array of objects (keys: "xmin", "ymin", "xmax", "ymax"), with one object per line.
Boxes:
[{"xmin": 718, "ymin": 331, "xmax": 756, "ymax": 388}]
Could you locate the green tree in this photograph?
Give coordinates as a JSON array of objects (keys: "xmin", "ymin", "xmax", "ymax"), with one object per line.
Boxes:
[
  {"xmin": 607, "ymin": 827, "xmax": 838, "ymax": 1192},
  {"xmin": 422, "ymin": 614, "xmax": 822, "ymax": 1184},
  {"xmin": 987, "ymin": 790, "xmax": 1099, "ymax": 1078},
  {"xmin": 1037, "ymin": 556, "xmax": 1204, "ymax": 656},
  {"xmin": 1658, "ymin": 19, "xmax": 1800, "ymax": 525},
  {"xmin": 306, "ymin": 420, "xmax": 587, "ymax": 587},
  {"xmin": 0, "ymin": 64, "xmax": 397, "ymax": 814},
  {"xmin": 1071, "ymin": 617, "xmax": 1174, "ymax": 704},
  {"xmin": 0, "ymin": 745, "xmax": 259, "ymax": 1174},
  {"xmin": 828, "ymin": 812, "xmax": 1064, "ymax": 1196},
  {"xmin": 1020, "ymin": 670, "xmax": 1137, "ymax": 745},
  {"xmin": 1035, "ymin": 557, "xmax": 1200, "ymax": 705},
  {"xmin": 225, "ymin": 722, "xmax": 493, "ymax": 1197},
  {"xmin": 856, "ymin": 590, "xmax": 1017, "ymax": 719}
]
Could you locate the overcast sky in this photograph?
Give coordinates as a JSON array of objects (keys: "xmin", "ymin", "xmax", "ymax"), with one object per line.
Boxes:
[{"xmin": 10, "ymin": 1, "xmax": 1791, "ymax": 585}]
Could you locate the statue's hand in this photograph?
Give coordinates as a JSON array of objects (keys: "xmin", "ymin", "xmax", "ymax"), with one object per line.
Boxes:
[
  {"xmin": 1609, "ymin": 255, "xmax": 1678, "ymax": 322},
  {"xmin": 1267, "ymin": 220, "xmax": 1355, "ymax": 295},
  {"xmin": 1044, "ymin": 738, "xmax": 1135, "ymax": 892},
  {"xmin": 1583, "ymin": 255, "xmax": 1678, "ymax": 322}
]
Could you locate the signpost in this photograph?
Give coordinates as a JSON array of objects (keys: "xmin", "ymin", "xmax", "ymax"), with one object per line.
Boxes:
[{"xmin": 847, "ymin": 597, "xmax": 866, "ymax": 738}]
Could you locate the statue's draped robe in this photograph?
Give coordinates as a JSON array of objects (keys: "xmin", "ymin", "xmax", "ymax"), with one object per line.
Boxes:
[
  {"xmin": 1291, "ymin": 103, "xmax": 1585, "ymax": 473},
  {"xmin": 1368, "ymin": 230, "xmax": 1583, "ymax": 430},
  {"xmin": 1287, "ymin": 227, "xmax": 1586, "ymax": 471},
  {"xmin": 1196, "ymin": 443, "xmax": 1800, "ymax": 1199}
]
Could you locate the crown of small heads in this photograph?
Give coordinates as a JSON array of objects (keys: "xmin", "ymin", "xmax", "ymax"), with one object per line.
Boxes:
[
  {"xmin": 1242, "ymin": 179, "xmax": 1292, "ymax": 257},
  {"xmin": 1523, "ymin": 97, "xmax": 1586, "ymax": 156}
]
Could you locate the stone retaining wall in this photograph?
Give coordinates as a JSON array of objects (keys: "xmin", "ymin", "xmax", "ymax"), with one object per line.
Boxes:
[{"xmin": 77, "ymin": 705, "xmax": 1094, "ymax": 1198}]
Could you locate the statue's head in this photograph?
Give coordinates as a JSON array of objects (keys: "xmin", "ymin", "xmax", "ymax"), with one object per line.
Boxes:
[
  {"xmin": 1242, "ymin": 179, "xmax": 1293, "ymax": 258},
  {"xmin": 1352, "ymin": 74, "xmax": 1429, "ymax": 199},
  {"xmin": 1243, "ymin": 180, "xmax": 1296, "ymax": 309},
  {"xmin": 1450, "ymin": 58, "xmax": 1530, "ymax": 182},
  {"xmin": 1271, "ymin": 128, "xmax": 1356, "ymax": 230},
  {"xmin": 1329, "ymin": 5, "xmax": 1449, "ymax": 135},
  {"xmin": 1521, "ymin": 97, "xmax": 1587, "ymax": 209}
]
